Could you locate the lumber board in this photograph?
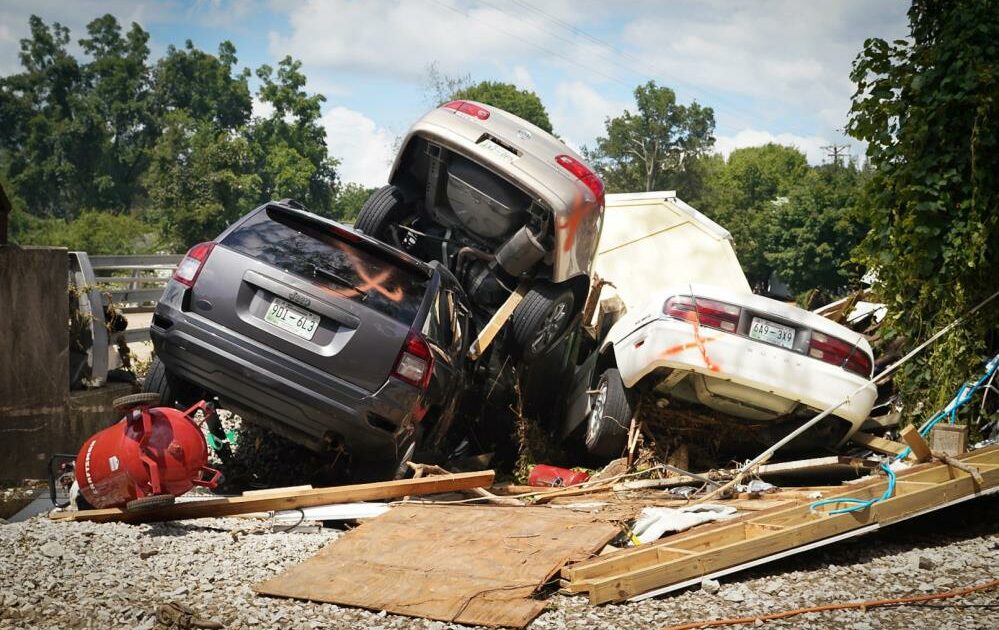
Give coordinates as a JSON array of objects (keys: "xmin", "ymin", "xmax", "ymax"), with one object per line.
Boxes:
[
  {"xmin": 901, "ymin": 425, "xmax": 932, "ymax": 462},
  {"xmin": 48, "ymin": 470, "xmax": 495, "ymax": 524},
  {"xmin": 850, "ymin": 431, "xmax": 909, "ymax": 457},
  {"xmin": 755, "ymin": 455, "xmax": 879, "ymax": 481},
  {"xmin": 563, "ymin": 447, "xmax": 998, "ymax": 603},
  {"xmin": 468, "ymin": 283, "xmax": 527, "ymax": 360},
  {"xmin": 255, "ymin": 504, "xmax": 618, "ymax": 628}
]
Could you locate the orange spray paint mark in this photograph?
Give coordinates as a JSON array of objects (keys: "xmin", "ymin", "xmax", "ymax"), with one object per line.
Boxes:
[
  {"xmin": 557, "ymin": 191, "xmax": 590, "ymax": 252},
  {"xmin": 658, "ymin": 324, "xmax": 721, "ymax": 372},
  {"xmin": 690, "ymin": 321, "xmax": 722, "ymax": 372},
  {"xmin": 344, "ymin": 251, "xmax": 404, "ymax": 302}
]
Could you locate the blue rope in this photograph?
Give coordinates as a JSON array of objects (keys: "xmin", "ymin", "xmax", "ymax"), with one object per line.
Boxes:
[{"xmin": 809, "ymin": 354, "xmax": 999, "ymax": 515}]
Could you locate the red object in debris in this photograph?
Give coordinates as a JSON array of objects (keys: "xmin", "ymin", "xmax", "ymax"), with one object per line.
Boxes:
[
  {"xmin": 527, "ymin": 465, "xmax": 590, "ymax": 488},
  {"xmin": 74, "ymin": 399, "xmax": 222, "ymax": 509}
]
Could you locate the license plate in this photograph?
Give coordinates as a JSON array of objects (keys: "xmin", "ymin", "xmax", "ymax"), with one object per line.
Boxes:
[
  {"xmin": 749, "ymin": 317, "xmax": 795, "ymax": 349},
  {"xmin": 478, "ymin": 139, "xmax": 517, "ymax": 163},
  {"xmin": 264, "ymin": 297, "xmax": 320, "ymax": 340}
]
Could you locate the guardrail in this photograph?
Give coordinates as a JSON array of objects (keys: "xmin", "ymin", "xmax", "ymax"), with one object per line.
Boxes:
[
  {"xmin": 72, "ymin": 253, "xmax": 181, "ymax": 346},
  {"xmin": 90, "ymin": 254, "xmax": 181, "ymax": 316}
]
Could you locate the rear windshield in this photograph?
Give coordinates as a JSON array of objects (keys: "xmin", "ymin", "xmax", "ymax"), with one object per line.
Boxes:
[{"xmin": 221, "ymin": 207, "xmax": 429, "ymax": 325}]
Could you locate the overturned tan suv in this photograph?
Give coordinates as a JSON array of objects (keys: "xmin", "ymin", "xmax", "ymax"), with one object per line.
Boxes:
[{"xmin": 356, "ymin": 100, "xmax": 604, "ymax": 361}]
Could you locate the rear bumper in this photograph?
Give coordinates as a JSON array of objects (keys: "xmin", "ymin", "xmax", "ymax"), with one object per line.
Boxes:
[
  {"xmin": 150, "ymin": 300, "xmax": 420, "ymax": 461},
  {"xmin": 613, "ymin": 318, "xmax": 878, "ymax": 436}
]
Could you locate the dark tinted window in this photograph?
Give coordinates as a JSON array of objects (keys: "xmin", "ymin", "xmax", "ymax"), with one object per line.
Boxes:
[{"xmin": 222, "ymin": 207, "xmax": 429, "ymax": 325}]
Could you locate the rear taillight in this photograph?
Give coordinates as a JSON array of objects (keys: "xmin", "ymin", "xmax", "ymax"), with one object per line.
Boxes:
[
  {"xmin": 442, "ymin": 100, "xmax": 490, "ymax": 120},
  {"xmin": 663, "ymin": 295, "xmax": 741, "ymax": 332},
  {"xmin": 809, "ymin": 331, "xmax": 872, "ymax": 377},
  {"xmin": 555, "ymin": 154, "xmax": 605, "ymax": 208},
  {"xmin": 172, "ymin": 242, "xmax": 215, "ymax": 287},
  {"xmin": 392, "ymin": 331, "xmax": 433, "ymax": 390}
]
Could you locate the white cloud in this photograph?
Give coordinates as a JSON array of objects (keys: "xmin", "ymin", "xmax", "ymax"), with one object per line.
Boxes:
[
  {"xmin": 715, "ymin": 129, "xmax": 832, "ymax": 165},
  {"xmin": 251, "ymin": 95, "xmax": 276, "ymax": 120},
  {"xmin": 509, "ymin": 66, "xmax": 535, "ymax": 93},
  {"xmin": 620, "ymin": 0, "xmax": 908, "ymax": 133},
  {"xmin": 321, "ymin": 106, "xmax": 395, "ymax": 187},
  {"xmin": 269, "ymin": 0, "xmax": 603, "ymax": 81},
  {"xmin": 550, "ymin": 80, "xmax": 630, "ymax": 151}
]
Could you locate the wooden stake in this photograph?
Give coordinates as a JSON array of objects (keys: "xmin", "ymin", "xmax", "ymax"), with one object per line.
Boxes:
[
  {"xmin": 467, "ymin": 283, "xmax": 528, "ymax": 360},
  {"xmin": 900, "ymin": 425, "xmax": 932, "ymax": 463}
]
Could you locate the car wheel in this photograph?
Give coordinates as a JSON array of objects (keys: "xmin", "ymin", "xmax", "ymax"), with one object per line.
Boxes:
[
  {"xmin": 143, "ymin": 357, "xmax": 204, "ymax": 408},
  {"xmin": 354, "ymin": 184, "xmax": 409, "ymax": 242},
  {"xmin": 584, "ymin": 368, "xmax": 634, "ymax": 459},
  {"xmin": 510, "ymin": 283, "xmax": 575, "ymax": 363}
]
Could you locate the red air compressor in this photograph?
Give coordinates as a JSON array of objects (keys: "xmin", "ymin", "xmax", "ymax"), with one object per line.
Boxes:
[{"xmin": 74, "ymin": 393, "xmax": 222, "ymax": 511}]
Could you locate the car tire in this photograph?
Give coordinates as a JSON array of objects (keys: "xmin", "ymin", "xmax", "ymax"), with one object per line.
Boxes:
[
  {"xmin": 354, "ymin": 184, "xmax": 408, "ymax": 242},
  {"xmin": 143, "ymin": 357, "xmax": 203, "ymax": 408},
  {"xmin": 584, "ymin": 368, "xmax": 634, "ymax": 459},
  {"xmin": 125, "ymin": 494, "xmax": 176, "ymax": 512},
  {"xmin": 112, "ymin": 392, "xmax": 161, "ymax": 411},
  {"xmin": 510, "ymin": 283, "xmax": 575, "ymax": 363}
]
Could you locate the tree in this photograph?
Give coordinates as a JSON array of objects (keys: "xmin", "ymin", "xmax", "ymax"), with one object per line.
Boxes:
[
  {"xmin": 698, "ymin": 144, "xmax": 810, "ymax": 288},
  {"xmin": 249, "ymin": 56, "xmax": 338, "ymax": 213},
  {"xmin": 0, "ymin": 16, "xmax": 86, "ymax": 216},
  {"xmin": 588, "ymin": 81, "xmax": 715, "ymax": 193},
  {"xmin": 330, "ymin": 182, "xmax": 374, "ymax": 223},
  {"xmin": 151, "ymin": 39, "xmax": 251, "ymax": 131},
  {"xmin": 77, "ymin": 15, "xmax": 156, "ymax": 212},
  {"xmin": 451, "ymin": 81, "xmax": 554, "ymax": 133},
  {"xmin": 848, "ymin": 0, "xmax": 999, "ymax": 409},
  {"xmin": 145, "ymin": 111, "xmax": 261, "ymax": 248},
  {"xmin": 763, "ymin": 164, "xmax": 868, "ymax": 295}
]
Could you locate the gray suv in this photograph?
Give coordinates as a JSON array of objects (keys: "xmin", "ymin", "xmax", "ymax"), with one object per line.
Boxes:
[{"xmin": 146, "ymin": 201, "xmax": 472, "ymax": 477}]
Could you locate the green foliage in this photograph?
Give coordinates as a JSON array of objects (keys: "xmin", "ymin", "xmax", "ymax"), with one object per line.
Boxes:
[
  {"xmin": 587, "ymin": 81, "xmax": 715, "ymax": 194},
  {"xmin": 145, "ymin": 111, "xmax": 261, "ymax": 248},
  {"xmin": 451, "ymin": 80, "xmax": 554, "ymax": 133},
  {"xmin": 249, "ymin": 57, "xmax": 339, "ymax": 212},
  {"xmin": 329, "ymin": 182, "xmax": 374, "ymax": 223},
  {"xmin": 847, "ymin": 0, "xmax": 999, "ymax": 409},
  {"xmin": 0, "ymin": 14, "xmax": 340, "ymax": 252},
  {"xmin": 762, "ymin": 164, "xmax": 868, "ymax": 295},
  {"xmin": 699, "ymin": 144, "xmax": 814, "ymax": 289},
  {"xmin": 13, "ymin": 208, "xmax": 152, "ymax": 254}
]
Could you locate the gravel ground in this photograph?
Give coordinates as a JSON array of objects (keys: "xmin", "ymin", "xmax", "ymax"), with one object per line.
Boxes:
[{"xmin": 1, "ymin": 494, "xmax": 997, "ymax": 630}]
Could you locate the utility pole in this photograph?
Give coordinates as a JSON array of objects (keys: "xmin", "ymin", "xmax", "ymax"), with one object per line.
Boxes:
[{"xmin": 821, "ymin": 143, "xmax": 851, "ymax": 166}]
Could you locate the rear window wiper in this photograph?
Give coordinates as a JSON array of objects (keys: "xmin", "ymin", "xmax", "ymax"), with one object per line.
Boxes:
[{"xmin": 313, "ymin": 265, "xmax": 368, "ymax": 301}]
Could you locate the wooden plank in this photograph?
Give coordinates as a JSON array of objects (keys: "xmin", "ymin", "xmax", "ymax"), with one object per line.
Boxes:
[
  {"xmin": 564, "ymin": 447, "xmax": 999, "ymax": 603},
  {"xmin": 49, "ymin": 471, "xmax": 495, "ymax": 524},
  {"xmin": 756, "ymin": 455, "xmax": 879, "ymax": 480},
  {"xmin": 901, "ymin": 425, "xmax": 932, "ymax": 462},
  {"xmin": 255, "ymin": 504, "xmax": 618, "ymax": 628},
  {"xmin": 851, "ymin": 431, "xmax": 909, "ymax": 457},
  {"xmin": 242, "ymin": 485, "xmax": 313, "ymax": 497},
  {"xmin": 467, "ymin": 283, "xmax": 527, "ymax": 360}
]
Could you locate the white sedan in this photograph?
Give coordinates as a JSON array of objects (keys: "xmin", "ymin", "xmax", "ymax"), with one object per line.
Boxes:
[{"xmin": 578, "ymin": 283, "xmax": 878, "ymax": 458}]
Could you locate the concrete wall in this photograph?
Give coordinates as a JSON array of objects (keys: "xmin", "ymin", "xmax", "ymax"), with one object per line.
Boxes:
[
  {"xmin": 0, "ymin": 246, "xmax": 70, "ymax": 480},
  {"xmin": 1, "ymin": 247, "xmax": 69, "ymax": 406}
]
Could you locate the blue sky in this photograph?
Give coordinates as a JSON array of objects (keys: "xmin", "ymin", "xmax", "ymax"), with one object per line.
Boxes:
[{"xmin": 0, "ymin": 0, "xmax": 911, "ymax": 187}]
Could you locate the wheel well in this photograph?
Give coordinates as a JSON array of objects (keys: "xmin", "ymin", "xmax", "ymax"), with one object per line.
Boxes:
[
  {"xmin": 563, "ymin": 274, "xmax": 592, "ymax": 318},
  {"xmin": 594, "ymin": 343, "xmax": 617, "ymax": 381}
]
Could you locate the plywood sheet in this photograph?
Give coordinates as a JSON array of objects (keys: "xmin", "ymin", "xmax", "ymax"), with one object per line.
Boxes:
[{"xmin": 254, "ymin": 504, "xmax": 619, "ymax": 628}]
